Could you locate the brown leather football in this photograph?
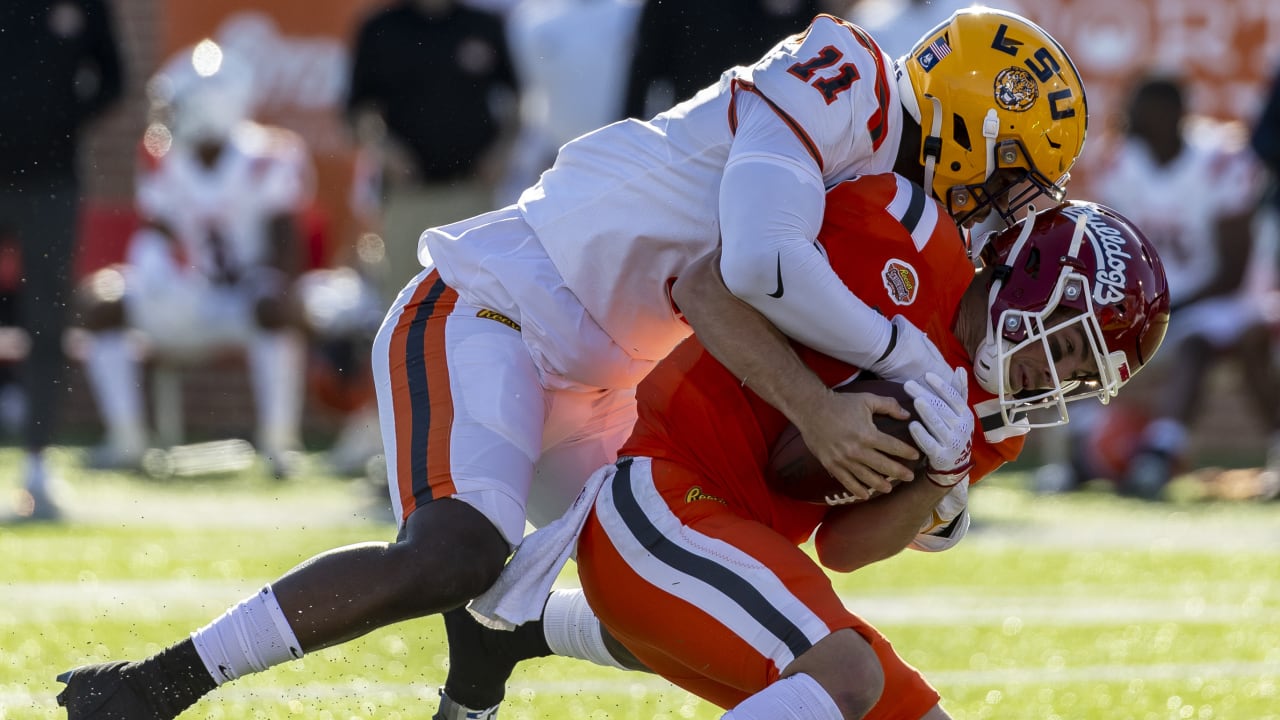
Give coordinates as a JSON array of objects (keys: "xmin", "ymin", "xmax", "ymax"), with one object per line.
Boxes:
[{"xmin": 766, "ymin": 378, "xmax": 927, "ymax": 506}]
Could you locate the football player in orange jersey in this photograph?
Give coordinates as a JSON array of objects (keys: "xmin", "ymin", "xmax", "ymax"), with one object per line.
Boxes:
[
  {"xmin": 465, "ymin": 174, "xmax": 1170, "ymax": 719},
  {"xmin": 58, "ymin": 10, "xmax": 1094, "ymax": 720}
]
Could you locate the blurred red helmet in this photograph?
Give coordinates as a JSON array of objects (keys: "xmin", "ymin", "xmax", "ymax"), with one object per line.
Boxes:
[{"xmin": 973, "ymin": 200, "xmax": 1170, "ymax": 427}]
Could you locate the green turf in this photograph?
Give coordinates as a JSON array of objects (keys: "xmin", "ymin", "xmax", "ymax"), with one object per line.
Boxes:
[{"xmin": 2, "ymin": 449, "xmax": 1278, "ymax": 719}]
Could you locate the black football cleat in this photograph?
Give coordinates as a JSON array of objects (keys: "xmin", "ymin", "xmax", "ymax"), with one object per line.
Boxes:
[
  {"xmin": 56, "ymin": 662, "xmax": 170, "ymax": 720},
  {"xmin": 440, "ymin": 605, "xmax": 552, "ymax": 710}
]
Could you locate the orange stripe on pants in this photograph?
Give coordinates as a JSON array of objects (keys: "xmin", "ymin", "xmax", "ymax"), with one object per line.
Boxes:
[{"xmin": 385, "ymin": 270, "xmax": 459, "ymax": 522}]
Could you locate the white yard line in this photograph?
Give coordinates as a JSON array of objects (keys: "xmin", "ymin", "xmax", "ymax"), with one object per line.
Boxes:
[{"xmin": 5, "ymin": 579, "xmax": 1275, "ymax": 626}]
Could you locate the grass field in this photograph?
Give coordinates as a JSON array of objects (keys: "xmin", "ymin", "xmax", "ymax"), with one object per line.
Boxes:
[{"xmin": 2, "ymin": 447, "xmax": 1278, "ymax": 719}]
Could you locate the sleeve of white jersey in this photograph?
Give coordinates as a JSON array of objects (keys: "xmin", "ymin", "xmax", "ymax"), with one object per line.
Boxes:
[
  {"xmin": 717, "ymin": 91, "xmax": 893, "ymax": 369},
  {"xmin": 743, "ymin": 14, "xmax": 890, "ymax": 172}
]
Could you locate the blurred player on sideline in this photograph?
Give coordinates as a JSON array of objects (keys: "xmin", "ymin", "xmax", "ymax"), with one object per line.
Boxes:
[
  {"xmin": 1041, "ymin": 76, "xmax": 1280, "ymax": 500},
  {"xmin": 466, "ymin": 180, "xmax": 1170, "ymax": 719},
  {"xmin": 75, "ymin": 40, "xmax": 315, "ymax": 478},
  {"xmin": 56, "ymin": 10, "xmax": 1091, "ymax": 718}
]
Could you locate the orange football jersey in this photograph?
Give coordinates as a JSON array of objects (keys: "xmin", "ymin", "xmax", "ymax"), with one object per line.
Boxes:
[{"xmin": 619, "ymin": 173, "xmax": 1025, "ymax": 542}]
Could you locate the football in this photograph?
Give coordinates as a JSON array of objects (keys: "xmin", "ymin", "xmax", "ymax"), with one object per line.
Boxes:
[{"xmin": 766, "ymin": 378, "xmax": 927, "ymax": 506}]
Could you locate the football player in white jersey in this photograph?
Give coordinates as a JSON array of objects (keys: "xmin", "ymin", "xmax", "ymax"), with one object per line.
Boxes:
[
  {"xmin": 75, "ymin": 40, "xmax": 314, "ymax": 478},
  {"xmin": 57, "ymin": 10, "xmax": 1090, "ymax": 719},
  {"xmin": 1090, "ymin": 76, "xmax": 1280, "ymax": 499}
]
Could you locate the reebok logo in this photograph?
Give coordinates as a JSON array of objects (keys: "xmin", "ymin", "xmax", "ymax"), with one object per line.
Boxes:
[
  {"xmin": 767, "ymin": 253, "xmax": 785, "ymax": 298},
  {"xmin": 476, "ymin": 308, "xmax": 521, "ymax": 332}
]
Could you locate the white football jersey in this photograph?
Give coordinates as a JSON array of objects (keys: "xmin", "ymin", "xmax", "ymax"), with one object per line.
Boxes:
[
  {"xmin": 135, "ymin": 124, "xmax": 313, "ymax": 283},
  {"xmin": 427, "ymin": 14, "xmax": 902, "ymax": 365},
  {"xmin": 1096, "ymin": 120, "xmax": 1261, "ymax": 303}
]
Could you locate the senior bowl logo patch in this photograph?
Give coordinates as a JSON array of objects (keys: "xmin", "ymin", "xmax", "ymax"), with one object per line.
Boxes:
[
  {"xmin": 882, "ymin": 259, "xmax": 919, "ymax": 306},
  {"xmin": 994, "ymin": 67, "xmax": 1039, "ymax": 112}
]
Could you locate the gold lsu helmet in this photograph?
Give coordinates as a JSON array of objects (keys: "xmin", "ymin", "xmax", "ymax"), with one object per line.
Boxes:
[{"xmin": 898, "ymin": 7, "xmax": 1087, "ymax": 226}]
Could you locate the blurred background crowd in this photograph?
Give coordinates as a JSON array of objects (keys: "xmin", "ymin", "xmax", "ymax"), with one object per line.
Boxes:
[{"xmin": 3, "ymin": 0, "xmax": 1280, "ymax": 521}]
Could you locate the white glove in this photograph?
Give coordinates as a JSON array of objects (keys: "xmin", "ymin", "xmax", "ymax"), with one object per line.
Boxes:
[
  {"xmin": 869, "ymin": 315, "xmax": 954, "ymax": 385},
  {"xmin": 905, "ymin": 368, "xmax": 974, "ymax": 488}
]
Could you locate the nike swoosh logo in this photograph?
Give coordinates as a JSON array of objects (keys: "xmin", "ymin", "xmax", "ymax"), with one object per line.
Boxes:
[{"xmin": 767, "ymin": 253, "xmax": 785, "ymax": 298}]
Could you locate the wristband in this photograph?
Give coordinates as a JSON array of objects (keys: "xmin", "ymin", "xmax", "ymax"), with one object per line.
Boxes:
[
  {"xmin": 874, "ymin": 321, "xmax": 899, "ymax": 364},
  {"xmin": 926, "ymin": 460, "xmax": 973, "ymax": 488}
]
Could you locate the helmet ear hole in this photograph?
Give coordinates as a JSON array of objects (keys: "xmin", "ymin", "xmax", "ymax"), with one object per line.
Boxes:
[
  {"xmin": 1023, "ymin": 247, "xmax": 1041, "ymax": 276},
  {"xmin": 952, "ymin": 114, "xmax": 972, "ymax": 152}
]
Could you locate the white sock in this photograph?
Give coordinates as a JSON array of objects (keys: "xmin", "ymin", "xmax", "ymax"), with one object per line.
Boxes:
[
  {"xmin": 190, "ymin": 585, "xmax": 304, "ymax": 685},
  {"xmin": 542, "ymin": 589, "xmax": 629, "ymax": 670},
  {"xmin": 83, "ymin": 331, "xmax": 146, "ymax": 451},
  {"xmin": 247, "ymin": 330, "xmax": 304, "ymax": 454},
  {"xmin": 722, "ymin": 673, "xmax": 843, "ymax": 720}
]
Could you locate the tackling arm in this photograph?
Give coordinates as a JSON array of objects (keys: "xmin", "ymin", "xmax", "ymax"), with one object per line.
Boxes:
[
  {"xmin": 717, "ymin": 95, "xmax": 954, "ymax": 383},
  {"xmin": 682, "ymin": 94, "xmax": 951, "ymax": 489},
  {"xmin": 672, "ymin": 251, "xmax": 918, "ymax": 495},
  {"xmin": 716, "ymin": 93, "xmax": 896, "ymax": 370}
]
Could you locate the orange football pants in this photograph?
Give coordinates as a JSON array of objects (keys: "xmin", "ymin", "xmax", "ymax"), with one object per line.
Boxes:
[{"xmin": 578, "ymin": 457, "xmax": 941, "ymax": 718}]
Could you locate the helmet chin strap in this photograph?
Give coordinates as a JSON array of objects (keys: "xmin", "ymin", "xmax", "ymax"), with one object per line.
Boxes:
[
  {"xmin": 973, "ymin": 203, "xmax": 1041, "ymax": 395},
  {"xmin": 928, "ymin": 105, "xmax": 1001, "ymax": 218},
  {"xmin": 982, "ymin": 109, "xmax": 1000, "ymax": 181},
  {"xmin": 922, "ymin": 94, "xmax": 944, "ymax": 198}
]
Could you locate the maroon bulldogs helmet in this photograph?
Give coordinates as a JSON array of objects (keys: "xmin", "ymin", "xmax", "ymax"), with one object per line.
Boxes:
[{"xmin": 972, "ymin": 201, "xmax": 1171, "ymax": 427}]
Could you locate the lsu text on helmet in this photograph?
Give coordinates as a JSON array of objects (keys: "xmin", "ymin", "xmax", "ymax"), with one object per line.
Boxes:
[
  {"xmin": 898, "ymin": 7, "xmax": 1088, "ymax": 226},
  {"xmin": 973, "ymin": 201, "xmax": 1170, "ymax": 428},
  {"xmin": 146, "ymin": 39, "xmax": 256, "ymax": 149}
]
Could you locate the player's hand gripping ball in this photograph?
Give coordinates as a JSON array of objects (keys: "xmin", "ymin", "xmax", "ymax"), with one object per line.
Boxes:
[{"xmin": 767, "ymin": 378, "xmax": 927, "ymax": 506}]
